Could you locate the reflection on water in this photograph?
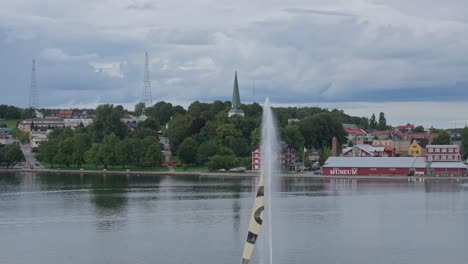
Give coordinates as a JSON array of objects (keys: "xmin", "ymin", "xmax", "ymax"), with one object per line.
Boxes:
[
  {"xmin": 0, "ymin": 172, "xmax": 467, "ymax": 264},
  {"xmin": 89, "ymin": 175, "xmax": 129, "ymax": 231}
]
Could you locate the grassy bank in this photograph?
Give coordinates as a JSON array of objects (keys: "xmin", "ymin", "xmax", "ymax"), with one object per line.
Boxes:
[
  {"xmin": 174, "ymin": 166, "xmax": 209, "ymax": 172},
  {"xmin": 0, "ymin": 119, "xmax": 17, "ymax": 129},
  {"xmin": 42, "ymin": 163, "xmax": 170, "ymax": 172}
]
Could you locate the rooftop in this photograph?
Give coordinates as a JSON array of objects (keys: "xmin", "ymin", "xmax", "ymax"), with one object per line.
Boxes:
[
  {"xmin": 324, "ymin": 157, "xmax": 426, "ymax": 168},
  {"xmin": 426, "ymin": 145, "xmax": 459, "ymax": 148}
]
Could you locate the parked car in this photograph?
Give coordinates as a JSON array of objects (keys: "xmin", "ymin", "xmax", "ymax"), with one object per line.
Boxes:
[{"xmin": 229, "ymin": 167, "xmax": 246, "ymax": 173}]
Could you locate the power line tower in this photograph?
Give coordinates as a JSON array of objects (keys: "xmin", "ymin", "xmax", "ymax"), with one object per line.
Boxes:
[
  {"xmin": 29, "ymin": 59, "xmax": 38, "ymax": 109},
  {"xmin": 142, "ymin": 52, "xmax": 152, "ymax": 107}
]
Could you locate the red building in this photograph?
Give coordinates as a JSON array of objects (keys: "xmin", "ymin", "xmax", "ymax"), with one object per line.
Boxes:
[
  {"xmin": 323, "ymin": 144, "xmax": 467, "ymax": 176},
  {"xmin": 425, "ymin": 145, "xmax": 461, "ymax": 162},
  {"xmin": 323, "ymin": 157, "xmax": 426, "ymax": 176},
  {"xmin": 251, "ymin": 144, "xmax": 296, "ymax": 171}
]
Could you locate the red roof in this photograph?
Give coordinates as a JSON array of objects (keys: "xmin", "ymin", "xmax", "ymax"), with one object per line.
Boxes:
[
  {"xmin": 396, "ymin": 123, "xmax": 415, "ymax": 130},
  {"xmin": 59, "ymin": 110, "xmax": 73, "ymax": 115},
  {"xmin": 405, "ymin": 132, "xmax": 429, "ymax": 139},
  {"xmin": 346, "ymin": 128, "xmax": 367, "ymax": 135},
  {"xmin": 384, "ymin": 146, "xmax": 395, "ymax": 151}
]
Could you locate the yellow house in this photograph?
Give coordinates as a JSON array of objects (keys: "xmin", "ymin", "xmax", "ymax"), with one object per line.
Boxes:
[{"xmin": 408, "ymin": 139, "xmax": 423, "ymax": 157}]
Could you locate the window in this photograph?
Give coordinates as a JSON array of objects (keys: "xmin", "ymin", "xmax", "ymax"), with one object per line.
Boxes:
[
  {"xmin": 442, "ymin": 148, "xmax": 446, "ymax": 152},
  {"xmin": 371, "ymin": 168, "xmax": 377, "ymax": 171},
  {"xmin": 428, "ymin": 148, "xmax": 433, "ymax": 153},
  {"xmin": 449, "ymin": 148, "xmax": 453, "ymax": 153},
  {"xmin": 435, "ymin": 148, "xmax": 440, "ymax": 153}
]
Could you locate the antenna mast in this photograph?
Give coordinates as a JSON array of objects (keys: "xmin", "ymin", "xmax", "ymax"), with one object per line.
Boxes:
[
  {"xmin": 29, "ymin": 59, "xmax": 38, "ymax": 109},
  {"xmin": 142, "ymin": 52, "xmax": 152, "ymax": 106}
]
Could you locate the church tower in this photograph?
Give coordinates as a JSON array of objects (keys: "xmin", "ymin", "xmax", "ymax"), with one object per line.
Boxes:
[{"xmin": 228, "ymin": 71, "xmax": 244, "ymax": 117}]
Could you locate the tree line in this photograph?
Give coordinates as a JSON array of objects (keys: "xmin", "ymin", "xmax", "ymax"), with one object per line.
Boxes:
[
  {"xmin": 0, "ymin": 143, "xmax": 25, "ymax": 168},
  {"xmin": 37, "ymin": 104, "xmax": 164, "ymax": 169},
  {"xmin": 32, "ymin": 101, "xmax": 357, "ymax": 170},
  {"xmin": 0, "ymin": 105, "xmax": 36, "ymax": 120}
]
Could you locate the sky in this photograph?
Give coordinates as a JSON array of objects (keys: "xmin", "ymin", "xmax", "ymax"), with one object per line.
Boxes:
[{"xmin": 1, "ymin": 0, "xmax": 468, "ymax": 128}]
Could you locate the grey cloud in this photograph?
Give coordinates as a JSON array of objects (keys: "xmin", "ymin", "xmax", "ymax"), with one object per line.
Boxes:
[
  {"xmin": 125, "ymin": 2, "xmax": 157, "ymax": 11},
  {"xmin": 2, "ymin": 0, "xmax": 468, "ymax": 114},
  {"xmin": 147, "ymin": 28, "xmax": 215, "ymax": 46},
  {"xmin": 282, "ymin": 8, "xmax": 356, "ymax": 18}
]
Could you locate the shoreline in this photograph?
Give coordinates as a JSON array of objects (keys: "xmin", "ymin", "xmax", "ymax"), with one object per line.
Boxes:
[{"xmin": 1, "ymin": 168, "xmax": 467, "ymax": 181}]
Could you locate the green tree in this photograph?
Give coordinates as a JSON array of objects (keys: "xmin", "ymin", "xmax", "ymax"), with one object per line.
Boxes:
[
  {"xmin": 144, "ymin": 143, "xmax": 163, "ymax": 167},
  {"xmin": 115, "ymin": 138, "xmax": 132, "ymax": 168},
  {"xmin": 461, "ymin": 127, "xmax": 468, "ymax": 159},
  {"xmin": 298, "ymin": 113, "xmax": 347, "ymax": 149},
  {"xmin": 432, "ymin": 131, "xmax": 451, "ymax": 145},
  {"xmin": 166, "ymin": 113, "xmax": 192, "ymax": 152},
  {"xmin": 72, "ymin": 132, "xmax": 91, "ymax": 167},
  {"xmin": 88, "ymin": 104, "xmax": 127, "ymax": 142},
  {"xmin": 85, "ymin": 143, "xmax": 101, "ymax": 168},
  {"xmin": 37, "ymin": 138, "xmax": 60, "ymax": 167},
  {"xmin": 56, "ymin": 138, "xmax": 74, "ymax": 167},
  {"xmin": 250, "ymin": 127, "xmax": 260, "ymax": 149},
  {"xmin": 230, "ymin": 138, "xmax": 250, "ymax": 157},
  {"xmin": 369, "ymin": 114, "xmax": 377, "ymax": 129},
  {"xmin": 196, "ymin": 140, "xmax": 219, "ymax": 165},
  {"xmin": 377, "ymin": 112, "xmax": 387, "ymax": 130},
  {"xmin": 178, "ymin": 137, "xmax": 199, "ymax": 164},
  {"xmin": 207, "ymin": 154, "xmax": 238, "ymax": 171},
  {"xmin": 413, "ymin": 126, "xmax": 425, "ymax": 133},
  {"xmin": 146, "ymin": 101, "xmax": 174, "ymax": 125},
  {"xmin": 98, "ymin": 133, "xmax": 120, "ymax": 168},
  {"xmin": 134, "ymin": 102, "xmax": 145, "ymax": 116},
  {"xmin": 318, "ymin": 146, "xmax": 331, "ymax": 166},
  {"xmin": 0, "ymin": 143, "xmax": 25, "ymax": 168},
  {"xmin": 281, "ymin": 124, "xmax": 305, "ymax": 151},
  {"xmin": 140, "ymin": 117, "xmax": 160, "ymax": 132}
]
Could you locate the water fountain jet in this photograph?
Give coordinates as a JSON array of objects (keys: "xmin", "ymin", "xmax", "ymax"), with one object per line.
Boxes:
[{"xmin": 240, "ymin": 98, "xmax": 279, "ymax": 264}]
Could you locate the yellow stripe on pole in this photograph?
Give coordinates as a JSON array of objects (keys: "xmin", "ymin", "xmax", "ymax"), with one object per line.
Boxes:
[{"xmin": 240, "ymin": 173, "xmax": 265, "ymax": 264}]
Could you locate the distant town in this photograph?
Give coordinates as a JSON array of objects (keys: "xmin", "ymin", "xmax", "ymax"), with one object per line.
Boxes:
[{"xmin": 1, "ymin": 62, "xmax": 467, "ymax": 177}]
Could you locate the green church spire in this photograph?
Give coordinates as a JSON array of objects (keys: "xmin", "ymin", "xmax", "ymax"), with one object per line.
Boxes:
[{"xmin": 229, "ymin": 71, "xmax": 244, "ymax": 117}]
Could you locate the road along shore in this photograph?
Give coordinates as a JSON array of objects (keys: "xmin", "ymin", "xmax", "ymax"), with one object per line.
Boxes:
[{"xmin": 1, "ymin": 168, "xmax": 467, "ymax": 181}]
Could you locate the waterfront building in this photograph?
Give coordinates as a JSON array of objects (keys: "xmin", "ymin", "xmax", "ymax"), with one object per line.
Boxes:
[
  {"xmin": 345, "ymin": 128, "xmax": 373, "ymax": 145},
  {"xmin": 63, "ymin": 118, "xmax": 93, "ymax": 128},
  {"xmin": 393, "ymin": 138, "xmax": 411, "ymax": 157},
  {"xmin": 408, "ymin": 139, "xmax": 423, "ymax": 157},
  {"xmin": 341, "ymin": 144, "xmax": 395, "ymax": 157},
  {"xmin": 30, "ymin": 133, "xmax": 47, "ymax": 148},
  {"xmin": 251, "ymin": 143, "xmax": 296, "ymax": 171},
  {"xmin": 17, "ymin": 118, "xmax": 65, "ymax": 133},
  {"xmin": 425, "ymin": 145, "xmax": 461, "ymax": 162},
  {"xmin": 323, "ymin": 144, "xmax": 467, "ymax": 176},
  {"xmin": 323, "ymin": 157, "xmax": 427, "ymax": 176},
  {"xmin": 228, "ymin": 72, "xmax": 244, "ymax": 117},
  {"xmin": 372, "ymin": 138, "xmax": 394, "ymax": 146}
]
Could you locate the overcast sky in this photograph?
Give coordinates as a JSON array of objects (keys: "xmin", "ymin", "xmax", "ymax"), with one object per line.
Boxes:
[{"xmin": 1, "ymin": 0, "xmax": 468, "ymax": 128}]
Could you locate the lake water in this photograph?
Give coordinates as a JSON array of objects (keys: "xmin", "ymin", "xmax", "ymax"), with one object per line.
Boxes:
[{"xmin": 1, "ymin": 172, "xmax": 468, "ymax": 264}]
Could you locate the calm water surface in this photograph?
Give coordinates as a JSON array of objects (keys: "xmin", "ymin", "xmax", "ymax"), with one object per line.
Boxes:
[{"xmin": 1, "ymin": 172, "xmax": 468, "ymax": 264}]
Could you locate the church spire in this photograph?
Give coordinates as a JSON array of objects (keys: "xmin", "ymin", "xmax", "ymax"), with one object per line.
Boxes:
[{"xmin": 229, "ymin": 71, "xmax": 244, "ymax": 117}]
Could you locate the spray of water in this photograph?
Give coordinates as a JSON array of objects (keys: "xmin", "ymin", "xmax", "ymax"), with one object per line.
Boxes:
[{"xmin": 260, "ymin": 97, "xmax": 280, "ymax": 264}]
